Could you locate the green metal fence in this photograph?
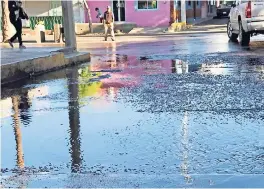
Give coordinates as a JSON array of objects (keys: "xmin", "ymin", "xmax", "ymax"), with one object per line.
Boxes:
[
  {"xmin": 0, "ymin": 16, "xmax": 63, "ymax": 31},
  {"xmin": 29, "ymin": 16, "xmax": 63, "ymax": 30}
]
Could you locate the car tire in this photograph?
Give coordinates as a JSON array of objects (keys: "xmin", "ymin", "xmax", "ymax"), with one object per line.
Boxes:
[
  {"xmin": 227, "ymin": 20, "xmax": 238, "ymax": 41},
  {"xmin": 239, "ymin": 20, "xmax": 250, "ymax": 46},
  {"xmin": 217, "ymin": 14, "xmax": 221, "ymax": 18}
]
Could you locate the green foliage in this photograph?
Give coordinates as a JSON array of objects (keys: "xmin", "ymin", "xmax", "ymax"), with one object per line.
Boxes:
[{"xmin": 78, "ymin": 67, "xmax": 103, "ymax": 98}]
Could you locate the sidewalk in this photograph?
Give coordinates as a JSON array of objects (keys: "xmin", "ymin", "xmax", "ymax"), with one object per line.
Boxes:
[
  {"xmin": 1, "ymin": 47, "xmax": 90, "ymax": 85},
  {"xmin": 102, "ymin": 17, "xmax": 226, "ymax": 35},
  {"xmin": 1, "ymin": 47, "xmax": 62, "ymax": 66},
  {"xmin": 5, "ymin": 18, "xmax": 226, "ymax": 43}
]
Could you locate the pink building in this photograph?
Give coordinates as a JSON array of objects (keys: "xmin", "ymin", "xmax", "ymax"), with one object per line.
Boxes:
[
  {"xmin": 85, "ymin": 0, "xmax": 214, "ymax": 27},
  {"xmin": 86, "ymin": 0, "xmax": 170, "ymax": 27}
]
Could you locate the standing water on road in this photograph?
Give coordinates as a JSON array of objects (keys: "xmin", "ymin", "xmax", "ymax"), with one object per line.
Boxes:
[{"xmin": 1, "ymin": 39, "xmax": 264, "ymax": 187}]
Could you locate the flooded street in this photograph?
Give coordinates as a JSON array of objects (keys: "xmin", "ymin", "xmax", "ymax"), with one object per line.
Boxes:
[{"xmin": 1, "ymin": 33, "xmax": 264, "ymax": 187}]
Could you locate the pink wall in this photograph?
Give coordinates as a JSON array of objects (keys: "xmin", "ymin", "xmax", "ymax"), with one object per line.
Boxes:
[
  {"xmin": 85, "ymin": 0, "xmax": 170, "ymax": 27},
  {"xmin": 125, "ymin": 1, "xmax": 170, "ymax": 27},
  {"xmin": 85, "ymin": 1, "xmax": 111, "ymax": 23}
]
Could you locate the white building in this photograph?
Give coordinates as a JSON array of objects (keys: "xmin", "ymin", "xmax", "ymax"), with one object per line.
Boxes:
[{"xmin": 21, "ymin": 0, "xmax": 85, "ymax": 28}]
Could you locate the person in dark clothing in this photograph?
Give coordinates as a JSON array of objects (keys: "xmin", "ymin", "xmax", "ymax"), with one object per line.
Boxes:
[{"xmin": 8, "ymin": 1, "xmax": 28, "ymax": 49}]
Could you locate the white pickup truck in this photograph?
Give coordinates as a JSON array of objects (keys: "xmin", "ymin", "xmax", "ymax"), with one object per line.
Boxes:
[{"xmin": 227, "ymin": 0, "xmax": 264, "ymax": 46}]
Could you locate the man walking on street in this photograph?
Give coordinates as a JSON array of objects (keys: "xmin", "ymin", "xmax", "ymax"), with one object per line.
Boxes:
[
  {"xmin": 8, "ymin": 0, "xmax": 28, "ymax": 49},
  {"xmin": 103, "ymin": 6, "xmax": 115, "ymax": 41}
]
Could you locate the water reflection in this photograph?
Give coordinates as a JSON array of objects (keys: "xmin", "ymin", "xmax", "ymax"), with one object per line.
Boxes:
[
  {"xmin": 172, "ymin": 59, "xmax": 201, "ymax": 74},
  {"xmin": 67, "ymin": 68, "xmax": 82, "ymax": 173},
  {"xmin": 1, "ymin": 86, "xmax": 51, "ymax": 187},
  {"xmin": 11, "ymin": 96, "xmax": 25, "ymax": 169},
  {"xmin": 199, "ymin": 62, "xmax": 264, "ymax": 76},
  {"xmin": 1, "ymin": 70, "xmax": 84, "ymax": 175},
  {"xmin": 171, "ymin": 58, "xmax": 264, "ymax": 77},
  {"xmin": 18, "ymin": 93, "xmax": 32, "ymax": 126},
  {"xmin": 1, "ymin": 52, "xmax": 264, "ymax": 187},
  {"xmin": 78, "ymin": 67, "xmax": 102, "ymax": 98},
  {"xmin": 106, "ymin": 43, "xmax": 117, "ymax": 67},
  {"xmin": 180, "ymin": 111, "xmax": 192, "ymax": 184},
  {"xmin": 75, "ymin": 56, "xmax": 264, "ymax": 101},
  {"xmin": 116, "ymin": 54, "xmax": 128, "ymax": 63}
]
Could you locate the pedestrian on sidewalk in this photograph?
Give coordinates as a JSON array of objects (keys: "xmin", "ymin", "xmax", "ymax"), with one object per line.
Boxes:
[
  {"xmin": 95, "ymin": 7, "xmax": 103, "ymax": 23},
  {"xmin": 103, "ymin": 6, "xmax": 115, "ymax": 41},
  {"xmin": 8, "ymin": 0, "xmax": 29, "ymax": 49}
]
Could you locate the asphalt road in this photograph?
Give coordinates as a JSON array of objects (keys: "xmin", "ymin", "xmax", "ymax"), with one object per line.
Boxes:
[{"xmin": 1, "ymin": 33, "xmax": 264, "ymax": 188}]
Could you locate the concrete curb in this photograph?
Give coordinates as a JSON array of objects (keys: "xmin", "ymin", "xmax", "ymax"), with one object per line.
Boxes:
[
  {"xmin": 77, "ymin": 30, "xmax": 226, "ymax": 38},
  {"xmin": 1, "ymin": 51, "xmax": 90, "ymax": 85}
]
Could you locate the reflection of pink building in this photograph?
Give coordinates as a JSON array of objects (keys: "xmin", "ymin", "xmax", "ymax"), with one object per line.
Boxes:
[
  {"xmin": 87, "ymin": 56, "xmax": 173, "ymax": 103},
  {"xmin": 89, "ymin": 55, "xmax": 172, "ymax": 90}
]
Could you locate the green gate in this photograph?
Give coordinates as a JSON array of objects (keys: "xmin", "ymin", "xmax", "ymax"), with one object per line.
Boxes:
[
  {"xmin": 29, "ymin": 16, "xmax": 63, "ymax": 30},
  {"xmin": 29, "ymin": 0, "xmax": 63, "ymax": 30}
]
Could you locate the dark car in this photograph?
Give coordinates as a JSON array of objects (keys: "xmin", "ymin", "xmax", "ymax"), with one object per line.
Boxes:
[{"xmin": 216, "ymin": 1, "xmax": 235, "ymax": 18}]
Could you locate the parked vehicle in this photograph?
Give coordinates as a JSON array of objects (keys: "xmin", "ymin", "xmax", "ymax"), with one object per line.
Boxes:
[
  {"xmin": 227, "ymin": 0, "xmax": 264, "ymax": 46},
  {"xmin": 217, "ymin": 1, "xmax": 235, "ymax": 18}
]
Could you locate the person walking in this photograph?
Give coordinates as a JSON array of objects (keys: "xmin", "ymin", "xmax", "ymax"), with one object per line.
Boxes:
[
  {"xmin": 8, "ymin": 0, "xmax": 29, "ymax": 49},
  {"xmin": 103, "ymin": 6, "xmax": 115, "ymax": 41},
  {"xmin": 95, "ymin": 7, "xmax": 103, "ymax": 23}
]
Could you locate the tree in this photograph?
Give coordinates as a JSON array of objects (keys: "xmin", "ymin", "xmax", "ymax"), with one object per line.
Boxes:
[
  {"xmin": 170, "ymin": 0, "xmax": 176, "ymax": 24},
  {"xmin": 83, "ymin": 0, "xmax": 93, "ymax": 33},
  {"xmin": 1, "ymin": 0, "xmax": 10, "ymax": 42}
]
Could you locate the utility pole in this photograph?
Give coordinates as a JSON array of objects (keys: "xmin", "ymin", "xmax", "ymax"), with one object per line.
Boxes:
[
  {"xmin": 180, "ymin": 111, "xmax": 191, "ymax": 183},
  {"xmin": 170, "ymin": 0, "xmax": 176, "ymax": 24},
  {"xmin": 1, "ymin": 0, "xmax": 10, "ymax": 42},
  {"xmin": 61, "ymin": 0, "xmax": 76, "ymax": 51},
  {"xmin": 83, "ymin": 0, "xmax": 93, "ymax": 33},
  {"xmin": 181, "ymin": 0, "xmax": 186, "ymax": 24}
]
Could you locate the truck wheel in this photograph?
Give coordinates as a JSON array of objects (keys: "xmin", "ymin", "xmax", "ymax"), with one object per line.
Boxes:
[
  {"xmin": 227, "ymin": 20, "xmax": 238, "ymax": 41},
  {"xmin": 239, "ymin": 21, "xmax": 250, "ymax": 46}
]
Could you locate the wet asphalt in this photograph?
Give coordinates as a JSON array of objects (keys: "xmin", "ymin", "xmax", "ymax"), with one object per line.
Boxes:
[{"xmin": 1, "ymin": 33, "xmax": 264, "ymax": 187}]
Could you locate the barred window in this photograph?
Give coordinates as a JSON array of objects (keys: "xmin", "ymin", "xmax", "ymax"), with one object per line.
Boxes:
[{"xmin": 138, "ymin": 0, "xmax": 158, "ymax": 10}]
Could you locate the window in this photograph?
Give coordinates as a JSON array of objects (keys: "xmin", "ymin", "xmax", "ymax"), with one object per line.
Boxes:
[
  {"xmin": 197, "ymin": 1, "xmax": 199, "ymax": 5},
  {"xmin": 138, "ymin": 0, "xmax": 157, "ymax": 10},
  {"xmin": 188, "ymin": 1, "xmax": 191, "ymax": 6}
]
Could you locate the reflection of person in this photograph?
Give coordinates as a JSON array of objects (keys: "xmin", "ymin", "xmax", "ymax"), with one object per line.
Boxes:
[
  {"xmin": 110, "ymin": 42, "xmax": 116, "ymax": 67},
  {"xmin": 103, "ymin": 6, "xmax": 115, "ymax": 41},
  {"xmin": 8, "ymin": 1, "xmax": 29, "ymax": 49},
  {"xmin": 18, "ymin": 93, "xmax": 32, "ymax": 125},
  {"xmin": 105, "ymin": 42, "xmax": 116, "ymax": 67},
  {"xmin": 95, "ymin": 7, "xmax": 103, "ymax": 23}
]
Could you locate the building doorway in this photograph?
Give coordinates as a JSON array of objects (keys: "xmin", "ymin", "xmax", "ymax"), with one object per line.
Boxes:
[{"xmin": 113, "ymin": 0, "xmax": 125, "ymax": 21}]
